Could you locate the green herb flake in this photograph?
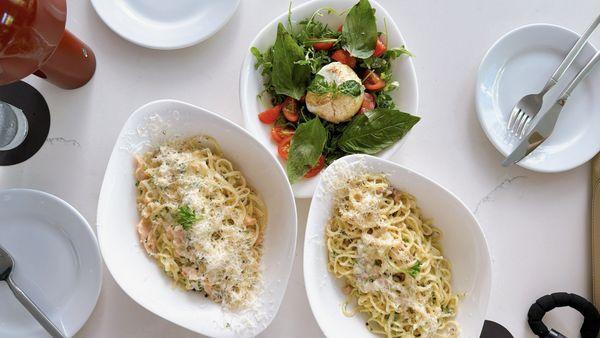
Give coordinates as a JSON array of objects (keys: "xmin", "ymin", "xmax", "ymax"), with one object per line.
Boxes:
[
  {"xmin": 176, "ymin": 205, "xmax": 200, "ymax": 230},
  {"xmin": 408, "ymin": 260, "xmax": 422, "ymax": 278}
]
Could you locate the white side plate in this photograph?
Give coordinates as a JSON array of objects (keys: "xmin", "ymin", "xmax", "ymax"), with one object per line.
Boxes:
[
  {"xmin": 0, "ymin": 189, "xmax": 102, "ymax": 338},
  {"xmin": 477, "ymin": 24, "xmax": 600, "ymax": 172},
  {"xmin": 304, "ymin": 154, "xmax": 492, "ymax": 337},
  {"xmin": 240, "ymin": 0, "xmax": 419, "ymax": 198},
  {"xmin": 96, "ymin": 99, "xmax": 297, "ymax": 337},
  {"xmin": 91, "ymin": 0, "xmax": 240, "ymax": 49}
]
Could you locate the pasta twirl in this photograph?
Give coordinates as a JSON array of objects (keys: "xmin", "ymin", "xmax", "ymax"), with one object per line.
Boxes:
[
  {"xmin": 135, "ymin": 135, "xmax": 266, "ymax": 310},
  {"xmin": 326, "ymin": 173, "xmax": 459, "ymax": 337}
]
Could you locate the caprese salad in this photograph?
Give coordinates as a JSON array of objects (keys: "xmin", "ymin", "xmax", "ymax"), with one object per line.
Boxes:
[{"xmin": 251, "ymin": 0, "xmax": 420, "ymax": 183}]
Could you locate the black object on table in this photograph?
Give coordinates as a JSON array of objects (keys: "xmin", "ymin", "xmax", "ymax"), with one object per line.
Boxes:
[
  {"xmin": 480, "ymin": 292, "xmax": 600, "ymax": 337},
  {"xmin": 528, "ymin": 292, "xmax": 600, "ymax": 338},
  {"xmin": 0, "ymin": 81, "xmax": 50, "ymax": 166}
]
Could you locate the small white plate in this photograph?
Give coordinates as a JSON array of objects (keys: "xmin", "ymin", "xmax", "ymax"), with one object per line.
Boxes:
[
  {"xmin": 240, "ymin": 0, "xmax": 419, "ymax": 198},
  {"xmin": 0, "ymin": 189, "xmax": 102, "ymax": 338},
  {"xmin": 91, "ymin": 0, "xmax": 240, "ymax": 50},
  {"xmin": 476, "ymin": 24, "xmax": 600, "ymax": 172},
  {"xmin": 97, "ymin": 99, "xmax": 297, "ymax": 337},
  {"xmin": 304, "ymin": 155, "xmax": 491, "ymax": 337}
]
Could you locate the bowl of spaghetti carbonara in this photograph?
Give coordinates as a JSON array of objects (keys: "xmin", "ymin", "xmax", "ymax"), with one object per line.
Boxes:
[
  {"xmin": 97, "ymin": 99, "xmax": 297, "ymax": 338},
  {"xmin": 303, "ymin": 154, "xmax": 491, "ymax": 338}
]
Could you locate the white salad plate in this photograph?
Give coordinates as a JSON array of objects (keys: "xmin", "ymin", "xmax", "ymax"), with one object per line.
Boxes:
[
  {"xmin": 476, "ymin": 24, "xmax": 600, "ymax": 172},
  {"xmin": 96, "ymin": 99, "xmax": 297, "ymax": 338},
  {"xmin": 0, "ymin": 189, "xmax": 102, "ymax": 338},
  {"xmin": 91, "ymin": 0, "xmax": 240, "ymax": 49},
  {"xmin": 240, "ymin": 0, "xmax": 419, "ymax": 198},
  {"xmin": 304, "ymin": 155, "xmax": 492, "ymax": 337}
]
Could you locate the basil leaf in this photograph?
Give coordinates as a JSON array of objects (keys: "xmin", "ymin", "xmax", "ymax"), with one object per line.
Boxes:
[
  {"xmin": 308, "ymin": 75, "xmax": 362, "ymax": 97},
  {"xmin": 338, "ymin": 80, "xmax": 362, "ymax": 96},
  {"xmin": 307, "ymin": 74, "xmax": 330, "ymax": 94},
  {"xmin": 272, "ymin": 23, "xmax": 311, "ymax": 100},
  {"xmin": 338, "ymin": 108, "xmax": 420, "ymax": 154},
  {"xmin": 285, "ymin": 118, "xmax": 327, "ymax": 183},
  {"xmin": 342, "ymin": 0, "xmax": 377, "ymax": 58}
]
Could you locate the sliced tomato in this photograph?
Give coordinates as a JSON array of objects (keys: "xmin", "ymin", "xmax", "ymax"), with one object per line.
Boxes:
[
  {"xmin": 363, "ymin": 72, "xmax": 386, "ymax": 91},
  {"xmin": 271, "ymin": 126, "xmax": 295, "ymax": 143},
  {"xmin": 373, "ymin": 35, "xmax": 387, "ymax": 57},
  {"xmin": 360, "ymin": 92, "xmax": 376, "ymax": 114},
  {"xmin": 313, "ymin": 41, "xmax": 334, "ymax": 51},
  {"xmin": 258, "ymin": 104, "xmax": 282, "ymax": 124},
  {"xmin": 331, "ymin": 49, "xmax": 357, "ymax": 68},
  {"xmin": 282, "ymin": 97, "xmax": 299, "ymax": 122},
  {"xmin": 304, "ymin": 155, "xmax": 326, "ymax": 178},
  {"xmin": 277, "ymin": 136, "xmax": 292, "ymax": 160}
]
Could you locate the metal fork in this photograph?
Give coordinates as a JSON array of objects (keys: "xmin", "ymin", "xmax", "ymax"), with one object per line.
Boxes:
[{"xmin": 507, "ymin": 14, "xmax": 600, "ymax": 137}]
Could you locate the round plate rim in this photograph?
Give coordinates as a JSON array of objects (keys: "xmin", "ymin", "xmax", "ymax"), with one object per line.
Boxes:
[
  {"xmin": 90, "ymin": 0, "xmax": 241, "ymax": 50},
  {"xmin": 0, "ymin": 188, "xmax": 102, "ymax": 337},
  {"xmin": 475, "ymin": 23, "xmax": 600, "ymax": 173}
]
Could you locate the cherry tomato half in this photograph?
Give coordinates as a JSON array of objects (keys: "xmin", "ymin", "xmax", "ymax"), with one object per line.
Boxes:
[
  {"xmin": 331, "ymin": 49, "xmax": 357, "ymax": 68},
  {"xmin": 360, "ymin": 92, "xmax": 376, "ymax": 114},
  {"xmin": 277, "ymin": 136, "xmax": 292, "ymax": 160},
  {"xmin": 373, "ymin": 35, "xmax": 387, "ymax": 57},
  {"xmin": 363, "ymin": 72, "xmax": 386, "ymax": 91},
  {"xmin": 304, "ymin": 155, "xmax": 326, "ymax": 178},
  {"xmin": 271, "ymin": 126, "xmax": 295, "ymax": 143},
  {"xmin": 258, "ymin": 104, "xmax": 282, "ymax": 124},
  {"xmin": 313, "ymin": 41, "xmax": 334, "ymax": 51},
  {"xmin": 282, "ymin": 97, "xmax": 299, "ymax": 122}
]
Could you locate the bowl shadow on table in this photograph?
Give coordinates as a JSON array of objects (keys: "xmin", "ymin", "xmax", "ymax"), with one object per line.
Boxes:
[
  {"xmin": 74, "ymin": 267, "xmax": 201, "ymax": 338},
  {"xmin": 257, "ymin": 198, "xmax": 325, "ymax": 338}
]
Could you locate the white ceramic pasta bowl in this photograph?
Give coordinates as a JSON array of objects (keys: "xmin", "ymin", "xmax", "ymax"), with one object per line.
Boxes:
[
  {"xmin": 240, "ymin": 0, "xmax": 419, "ymax": 198},
  {"xmin": 97, "ymin": 99, "xmax": 297, "ymax": 337},
  {"xmin": 304, "ymin": 154, "xmax": 492, "ymax": 337}
]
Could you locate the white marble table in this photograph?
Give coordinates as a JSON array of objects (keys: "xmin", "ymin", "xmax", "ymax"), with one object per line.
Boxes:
[{"xmin": 1, "ymin": 0, "xmax": 598, "ymax": 336}]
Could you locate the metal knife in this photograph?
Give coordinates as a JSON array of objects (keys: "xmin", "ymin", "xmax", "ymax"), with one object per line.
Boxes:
[{"xmin": 502, "ymin": 51, "xmax": 600, "ymax": 166}]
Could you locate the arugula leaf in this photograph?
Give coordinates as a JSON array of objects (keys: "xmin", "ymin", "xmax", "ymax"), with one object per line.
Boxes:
[
  {"xmin": 338, "ymin": 108, "xmax": 420, "ymax": 154},
  {"xmin": 296, "ymin": 7, "xmax": 340, "ymax": 46},
  {"xmin": 285, "ymin": 118, "xmax": 327, "ymax": 183},
  {"xmin": 176, "ymin": 205, "xmax": 199, "ymax": 230},
  {"xmin": 307, "ymin": 75, "xmax": 362, "ymax": 97},
  {"xmin": 375, "ymin": 92, "xmax": 395, "ymax": 109},
  {"xmin": 271, "ymin": 23, "xmax": 311, "ymax": 100},
  {"xmin": 384, "ymin": 46, "xmax": 413, "ymax": 59},
  {"xmin": 294, "ymin": 48, "xmax": 331, "ymax": 74},
  {"xmin": 342, "ymin": 0, "xmax": 377, "ymax": 58}
]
